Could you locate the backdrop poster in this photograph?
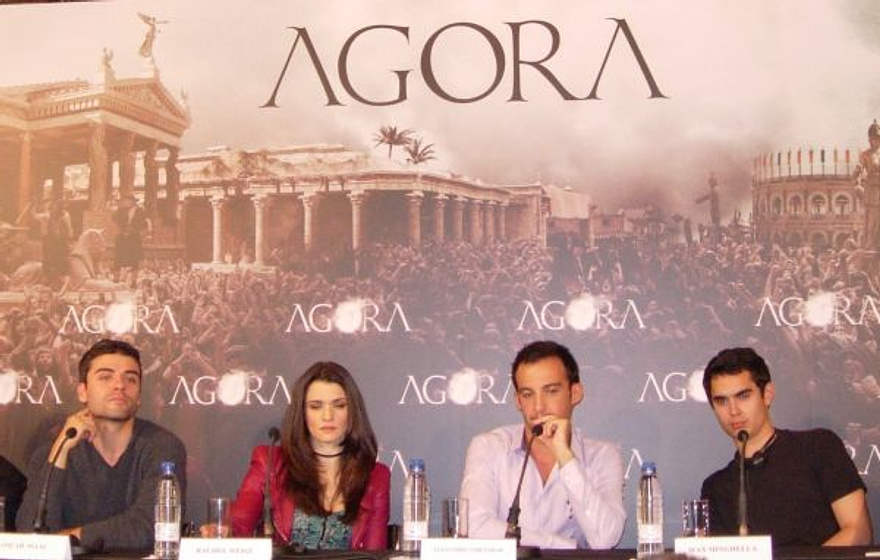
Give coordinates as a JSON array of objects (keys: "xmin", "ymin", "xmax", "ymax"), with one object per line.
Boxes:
[{"xmin": 0, "ymin": 0, "xmax": 878, "ymax": 545}]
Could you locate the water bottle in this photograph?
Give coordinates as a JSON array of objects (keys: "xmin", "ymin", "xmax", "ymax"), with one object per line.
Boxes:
[
  {"xmin": 154, "ymin": 461, "xmax": 182, "ymax": 559},
  {"xmin": 401, "ymin": 458, "xmax": 430, "ymax": 553},
  {"xmin": 636, "ymin": 461, "xmax": 664, "ymax": 558}
]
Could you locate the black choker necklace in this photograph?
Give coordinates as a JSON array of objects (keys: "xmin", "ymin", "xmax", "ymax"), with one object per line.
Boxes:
[{"xmin": 314, "ymin": 450, "xmax": 344, "ymax": 458}]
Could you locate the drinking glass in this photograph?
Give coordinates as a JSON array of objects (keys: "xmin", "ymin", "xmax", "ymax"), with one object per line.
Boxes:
[
  {"xmin": 442, "ymin": 498, "xmax": 468, "ymax": 538},
  {"xmin": 205, "ymin": 497, "xmax": 231, "ymax": 538},
  {"xmin": 682, "ymin": 498, "xmax": 710, "ymax": 537}
]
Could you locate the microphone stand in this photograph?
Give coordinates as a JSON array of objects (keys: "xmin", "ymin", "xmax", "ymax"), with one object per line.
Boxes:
[
  {"xmin": 736, "ymin": 430, "xmax": 749, "ymax": 536},
  {"xmin": 33, "ymin": 427, "xmax": 77, "ymax": 533},
  {"xmin": 505, "ymin": 424, "xmax": 543, "ymax": 559},
  {"xmin": 261, "ymin": 427, "xmax": 281, "ymax": 539}
]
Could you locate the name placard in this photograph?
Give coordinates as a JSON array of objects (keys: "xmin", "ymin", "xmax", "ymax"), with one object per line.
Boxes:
[
  {"xmin": 179, "ymin": 537, "xmax": 272, "ymax": 560},
  {"xmin": 674, "ymin": 535, "xmax": 772, "ymax": 560},
  {"xmin": 0, "ymin": 533, "xmax": 71, "ymax": 560},
  {"xmin": 420, "ymin": 538, "xmax": 516, "ymax": 560}
]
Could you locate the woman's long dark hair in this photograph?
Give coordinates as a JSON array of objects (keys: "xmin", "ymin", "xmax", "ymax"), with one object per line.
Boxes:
[{"xmin": 281, "ymin": 361, "xmax": 378, "ymax": 524}]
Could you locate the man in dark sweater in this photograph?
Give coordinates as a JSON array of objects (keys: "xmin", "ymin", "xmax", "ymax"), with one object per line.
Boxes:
[
  {"xmin": 16, "ymin": 339, "xmax": 186, "ymax": 550},
  {"xmin": 699, "ymin": 347, "xmax": 872, "ymax": 546},
  {"xmin": 0, "ymin": 455, "xmax": 26, "ymax": 531}
]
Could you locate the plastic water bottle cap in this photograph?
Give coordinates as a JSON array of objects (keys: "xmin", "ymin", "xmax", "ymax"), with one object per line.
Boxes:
[
  {"xmin": 641, "ymin": 461, "xmax": 657, "ymax": 475},
  {"xmin": 160, "ymin": 461, "xmax": 176, "ymax": 475},
  {"xmin": 408, "ymin": 458, "xmax": 425, "ymax": 472}
]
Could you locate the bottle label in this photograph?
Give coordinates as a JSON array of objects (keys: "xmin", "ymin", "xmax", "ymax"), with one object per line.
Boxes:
[
  {"xmin": 637, "ymin": 523, "xmax": 662, "ymax": 543},
  {"xmin": 155, "ymin": 522, "xmax": 180, "ymax": 542},
  {"xmin": 403, "ymin": 520, "xmax": 428, "ymax": 539}
]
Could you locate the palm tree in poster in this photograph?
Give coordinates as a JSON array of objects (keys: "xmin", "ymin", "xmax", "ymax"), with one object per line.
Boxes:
[
  {"xmin": 373, "ymin": 125, "xmax": 414, "ymax": 159},
  {"xmin": 405, "ymin": 138, "xmax": 436, "ymax": 165}
]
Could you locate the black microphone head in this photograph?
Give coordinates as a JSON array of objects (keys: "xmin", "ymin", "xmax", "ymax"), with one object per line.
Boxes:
[
  {"xmin": 736, "ymin": 430, "xmax": 749, "ymax": 443},
  {"xmin": 268, "ymin": 427, "xmax": 281, "ymax": 441},
  {"xmin": 65, "ymin": 427, "xmax": 78, "ymax": 439},
  {"xmin": 531, "ymin": 424, "xmax": 543, "ymax": 437}
]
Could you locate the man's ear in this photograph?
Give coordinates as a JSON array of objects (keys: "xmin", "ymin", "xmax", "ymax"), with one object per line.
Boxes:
[
  {"xmin": 76, "ymin": 382, "xmax": 88, "ymax": 405},
  {"xmin": 571, "ymin": 382, "xmax": 584, "ymax": 406},
  {"xmin": 763, "ymin": 381, "xmax": 775, "ymax": 409}
]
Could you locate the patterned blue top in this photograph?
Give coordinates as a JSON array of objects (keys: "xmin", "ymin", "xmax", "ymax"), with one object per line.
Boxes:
[{"xmin": 290, "ymin": 509, "xmax": 352, "ymax": 550}]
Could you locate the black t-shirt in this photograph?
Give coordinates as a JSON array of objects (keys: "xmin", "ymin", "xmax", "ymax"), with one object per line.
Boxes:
[{"xmin": 700, "ymin": 428, "xmax": 866, "ymax": 546}]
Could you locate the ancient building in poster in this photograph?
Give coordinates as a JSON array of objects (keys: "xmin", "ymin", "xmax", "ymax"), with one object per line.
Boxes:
[
  {"xmin": 752, "ymin": 149, "xmax": 861, "ymax": 248},
  {"xmin": 0, "ymin": 56, "xmax": 189, "ymax": 233}
]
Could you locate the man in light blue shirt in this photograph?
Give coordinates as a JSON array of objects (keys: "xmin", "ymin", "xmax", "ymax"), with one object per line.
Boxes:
[{"xmin": 460, "ymin": 340, "xmax": 625, "ymax": 549}]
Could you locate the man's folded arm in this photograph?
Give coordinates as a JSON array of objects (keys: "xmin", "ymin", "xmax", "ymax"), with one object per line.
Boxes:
[
  {"xmin": 518, "ymin": 527, "xmax": 578, "ymax": 549},
  {"xmin": 559, "ymin": 443, "xmax": 625, "ymax": 549},
  {"xmin": 460, "ymin": 435, "xmax": 579, "ymax": 549},
  {"xmin": 823, "ymin": 489, "xmax": 873, "ymax": 546}
]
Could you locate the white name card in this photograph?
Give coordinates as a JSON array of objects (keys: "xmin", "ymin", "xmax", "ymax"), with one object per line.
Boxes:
[
  {"xmin": 420, "ymin": 538, "xmax": 516, "ymax": 560},
  {"xmin": 179, "ymin": 537, "xmax": 272, "ymax": 560},
  {"xmin": 0, "ymin": 533, "xmax": 71, "ymax": 560},
  {"xmin": 675, "ymin": 535, "xmax": 772, "ymax": 560}
]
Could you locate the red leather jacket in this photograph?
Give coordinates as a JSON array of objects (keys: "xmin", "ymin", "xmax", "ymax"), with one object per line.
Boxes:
[{"xmin": 230, "ymin": 445, "xmax": 390, "ymax": 550}]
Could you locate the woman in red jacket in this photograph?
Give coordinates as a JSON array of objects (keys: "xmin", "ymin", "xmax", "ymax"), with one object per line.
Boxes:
[{"xmin": 230, "ymin": 361, "xmax": 390, "ymax": 550}]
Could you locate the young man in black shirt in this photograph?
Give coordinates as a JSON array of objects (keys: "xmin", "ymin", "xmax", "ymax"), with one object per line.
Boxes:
[{"xmin": 700, "ymin": 347, "xmax": 872, "ymax": 546}]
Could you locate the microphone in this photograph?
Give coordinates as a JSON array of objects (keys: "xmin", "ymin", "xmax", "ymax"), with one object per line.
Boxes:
[
  {"xmin": 33, "ymin": 427, "xmax": 78, "ymax": 533},
  {"xmin": 261, "ymin": 427, "xmax": 281, "ymax": 538},
  {"xmin": 736, "ymin": 430, "xmax": 749, "ymax": 536},
  {"xmin": 505, "ymin": 424, "xmax": 543, "ymax": 544}
]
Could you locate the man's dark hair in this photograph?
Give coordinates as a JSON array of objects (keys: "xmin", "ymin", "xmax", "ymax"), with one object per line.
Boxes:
[
  {"xmin": 78, "ymin": 339, "xmax": 142, "ymax": 383},
  {"xmin": 702, "ymin": 347, "xmax": 771, "ymax": 402},
  {"xmin": 511, "ymin": 340, "xmax": 580, "ymax": 389}
]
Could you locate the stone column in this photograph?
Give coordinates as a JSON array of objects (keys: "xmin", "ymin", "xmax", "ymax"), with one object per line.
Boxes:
[
  {"xmin": 348, "ymin": 192, "xmax": 365, "ymax": 252},
  {"xmin": 165, "ymin": 146, "xmax": 180, "ymax": 221},
  {"xmin": 253, "ymin": 195, "xmax": 269, "ymax": 266},
  {"xmin": 452, "ymin": 197, "xmax": 466, "ymax": 241},
  {"xmin": 497, "ymin": 202, "xmax": 508, "ymax": 241},
  {"xmin": 539, "ymin": 197, "xmax": 551, "ymax": 246},
  {"xmin": 87, "ymin": 123, "xmax": 109, "ymax": 211},
  {"xmin": 179, "ymin": 195, "xmax": 191, "ymax": 252},
  {"xmin": 407, "ymin": 191, "xmax": 424, "ymax": 247},
  {"xmin": 144, "ymin": 141, "xmax": 159, "ymax": 220},
  {"xmin": 484, "ymin": 201, "xmax": 496, "ymax": 244},
  {"xmin": 210, "ymin": 197, "xmax": 226, "ymax": 264},
  {"xmin": 302, "ymin": 193, "xmax": 317, "ymax": 252},
  {"xmin": 16, "ymin": 132, "xmax": 33, "ymax": 216},
  {"xmin": 433, "ymin": 194, "xmax": 447, "ymax": 242},
  {"xmin": 105, "ymin": 159, "xmax": 114, "ymax": 205},
  {"xmin": 118, "ymin": 132, "xmax": 136, "ymax": 201},
  {"xmin": 469, "ymin": 199, "xmax": 484, "ymax": 245}
]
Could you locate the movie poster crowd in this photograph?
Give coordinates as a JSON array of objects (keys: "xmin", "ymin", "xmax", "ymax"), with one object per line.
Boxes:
[{"xmin": 0, "ymin": 0, "xmax": 878, "ymax": 544}]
